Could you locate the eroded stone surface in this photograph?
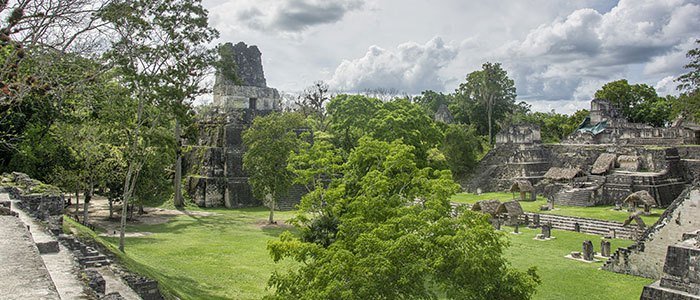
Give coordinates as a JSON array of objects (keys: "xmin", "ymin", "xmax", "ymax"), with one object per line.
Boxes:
[
  {"xmin": 0, "ymin": 215, "xmax": 60, "ymax": 300},
  {"xmin": 604, "ymin": 187, "xmax": 700, "ymax": 279}
]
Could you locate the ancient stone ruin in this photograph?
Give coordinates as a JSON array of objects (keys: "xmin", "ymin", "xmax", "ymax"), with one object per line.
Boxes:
[
  {"xmin": 467, "ymin": 98, "xmax": 699, "ymax": 209},
  {"xmin": 600, "ymin": 240, "xmax": 611, "ymax": 257},
  {"xmin": 433, "ymin": 104, "xmax": 454, "ymax": 124},
  {"xmin": 640, "ymin": 230, "xmax": 700, "ymax": 299},
  {"xmin": 582, "ymin": 240, "xmax": 594, "ymax": 261},
  {"xmin": 185, "ymin": 42, "xmax": 304, "ymax": 210},
  {"xmin": 565, "ymin": 99, "xmax": 700, "ymax": 145},
  {"xmin": 603, "ymin": 185, "xmax": 700, "ymax": 279}
]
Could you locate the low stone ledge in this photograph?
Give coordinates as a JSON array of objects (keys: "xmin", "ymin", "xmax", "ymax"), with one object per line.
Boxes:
[
  {"xmin": 36, "ymin": 241, "xmax": 60, "ymax": 254},
  {"xmin": 100, "ymin": 292, "xmax": 125, "ymax": 300}
]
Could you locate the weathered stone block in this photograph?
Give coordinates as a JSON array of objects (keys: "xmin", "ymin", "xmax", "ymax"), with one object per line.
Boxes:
[
  {"xmin": 84, "ymin": 269, "xmax": 106, "ymax": 295},
  {"xmin": 36, "ymin": 241, "xmax": 59, "ymax": 254}
]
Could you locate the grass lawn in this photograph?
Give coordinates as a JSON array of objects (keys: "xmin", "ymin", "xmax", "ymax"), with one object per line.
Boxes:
[
  {"xmin": 451, "ymin": 192, "xmax": 664, "ymax": 224},
  {"xmin": 98, "ymin": 207, "xmax": 298, "ymax": 300},
  {"xmin": 67, "ymin": 206, "xmax": 654, "ymax": 300},
  {"xmin": 502, "ymin": 226, "xmax": 653, "ymax": 300}
]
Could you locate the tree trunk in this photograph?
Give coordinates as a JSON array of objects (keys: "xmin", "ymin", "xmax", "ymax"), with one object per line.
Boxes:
[
  {"xmin": 128, "ymin": 204, "xmax": 134, "ymax": 220},
  {"xmin": 119, "ymin": 163, "xmax": 134, "ymax": 252},
  {"xmin": 487, "ymin": 96, "xmax": 493, "ymax": 145},
  {"xmin": 267, "ymin": 193, "xmax": 275, "ymax": 224},
  {"xmin": 108, "ymin": 198, "xmax": 113, "ymax": 219},
  {"xmin": 83, "ymin": 184, "xmax": 92, "ymax": 225},
  {"xmin": 119, "ymin": 96, "xmax": 145, "ymax": 253},
  {"xmin": 173, "ymin": 118, "xmax": 183, "ymax": 207},
  {"xmin": 268, "ymin": 203, "xmax": 275, "ymax": 224},
  {"xmin": 75, "ymin": 190, "xmax": 80, "ymax": 214}
]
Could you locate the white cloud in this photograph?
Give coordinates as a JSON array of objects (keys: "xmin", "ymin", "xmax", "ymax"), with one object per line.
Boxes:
[
  {"xmin": 655, "ymin": 75, "xmax": 680, "ymax": 96},
  {"xmin": 210, "ymin": 0, "xmax": 365, "ymax": 34},
  {"xmin": 202, "ymin": 0, "xmax": 697, "ymax": 113},
  {"xmin": 328, "ymin": 37, "xmax": 458, "ymax": 93},
  {"xmin": 644, "ymin": 37, "xmax": 697, "ymax": 76},
  {"xmin": 500, "ymin": 0, "xmax": 699, "ymax": 107}
]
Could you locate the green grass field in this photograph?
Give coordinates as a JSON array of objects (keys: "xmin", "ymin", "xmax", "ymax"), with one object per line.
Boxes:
[
  {"xmin": 451, "ymin": 192, "xmax": 664, "ymax": 224},
  {"xmin": 503, "ymin": 226, "xmax": 653, "ymax": 299},
  {"xmin": 62, "ymin": 204, "xmax": 657, "ymax": 300},
  {"xmin": 94, "ymin": 208, "xmax": 298, "ymax": 300}
]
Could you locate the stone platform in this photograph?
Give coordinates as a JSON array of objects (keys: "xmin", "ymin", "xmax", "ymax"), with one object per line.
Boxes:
[{"xmin": 0, "ymin": 215, "xmax": 60, "ymax": 299}]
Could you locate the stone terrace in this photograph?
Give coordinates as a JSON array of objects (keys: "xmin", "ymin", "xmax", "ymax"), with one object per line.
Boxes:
[{"xmin": 0, "ymin": 215, "xmax": 60, "ymax": 299}]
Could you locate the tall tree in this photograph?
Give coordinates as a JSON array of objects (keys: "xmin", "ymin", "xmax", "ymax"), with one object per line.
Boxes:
[
  {"xmin": 441, "ymin": 123, "xmax": 488, "ymax": 177},
  {"xmin": 594, "ymin": 79, "xmax": 671, "ymax": 126},
  {"xmin": 455, "ymin": 62, "xmax": 516, "ymax": 144},
  {"xmin": 295, "ymin": 81, "xmax": 332, "ymax": 131},
  {"xmin": 326, "ymin": 94, "xmax": 382, "ymax": 152},
  {"xmin": 369, "ymin": 98, "xmax": 443, "ymax": 166},
  {"xmin": 674, "ymin": 39, "xmax": 700, "ymax": 122},
  {"xmin": 413, "ymin": 90, "xmax": 453, "ymax": 115},
  {"xmin": 242, "ymin": 112, "xmax": 307, "ymax": 224},
  {"xmin": 99, "ymin": 0, "xmax": 218, "ymax": 252},
  {"xmin": 269, "ymin": 137, "xmax": 540, "ymax": 299}
]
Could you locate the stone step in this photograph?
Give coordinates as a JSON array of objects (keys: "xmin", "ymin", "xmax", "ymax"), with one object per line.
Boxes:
[
  {"xmin": 523, "ymin": 212, "xmax": 643, "ymax": 239},
  {"xmin": 538, "ymin": 217, "xmax": 636, "ymax": 231},
  {"xmin": 82, "ymin": 259, "xmax": 111, "ymax": 268}
]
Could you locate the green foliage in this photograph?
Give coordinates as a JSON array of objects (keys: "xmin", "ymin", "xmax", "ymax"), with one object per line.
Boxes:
[
  {"xmin": 213, "ymin": 43, "xmax": 242, "ymax": 85},
  {"xmin": 513, "ymin": 110, "xmax": 576, "ymax": 143},
  {"xmin": 674, "ymin": 39, "xmax": 700, "ymax": 122},
  {"xmin": 369, "ymin": 98, "xmax": 443, "ymax": 165},
  {"xmin": 243, "ymin": 112, "xmax": 307, "ymax": 221},
  {"xmin": 441, "ymin": 124, "xmax": 487, "ymax": 176},
  {"xmin": 567, "ymin": 109, "xmax": 590, "ymax": 131},
  {"xmin": 413, "ymin": 90, "xmax": 453, "ymax": 115},
  {"xmin": 326, "ymin": 94, "xmax": 382, "ymax": 152},
  {"xmin": 287, "ymin": 138, "xmax": 344, "ymax": 193},
  {"xmin": 454, "ymin": 62, "xmax": 517, "ymax": 144},
  {"xmin": 594, "ymin": 79, "xmax": 671, "ymax": 126},
  {"xmin": 269, "ymin": 137, "xmax": 539, "ymax": 299},
  {"xmin": 326, "ymin": 95, "xmax": 443, "ymax": 167},
  {"xmin": 676, "ymin": 39, "xmax": 700, "ymax": 94}
]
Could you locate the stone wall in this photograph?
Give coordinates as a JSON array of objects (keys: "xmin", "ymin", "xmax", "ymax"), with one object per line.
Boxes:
[
  {"xmin": 467, "ymin": 143, "xmax": 688, "ymax": 207},
  {"xmin": 495, "ymin": 124, "xmax": 541, "ymax": 145},
  {"xmin": 603, "ymin": 186, "xmax": 700, "ymax": 278},
  {"xmin": 1, "ymin": 173, "xmax": 64, "ymax": 220}
]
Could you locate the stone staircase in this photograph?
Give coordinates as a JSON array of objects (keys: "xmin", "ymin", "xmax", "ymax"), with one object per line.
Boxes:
[
  {"xmin": 58, "ymin": 235, "xmax": 111, "ymax": 268},
  {"xmin": 555, "ymin": 188, "xmax": 595, "ymax": 206},
  {"xmin": 523, "ymin": 212, "xmax": 644, "ymax": 240}
]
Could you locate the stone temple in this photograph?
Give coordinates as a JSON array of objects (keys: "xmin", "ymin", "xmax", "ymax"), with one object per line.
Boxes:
[
  {"xmin": 185, "ymin": 42, "xmax": 304, "ymax": 210},
  {"xmin": 467, "ymin": 98, "xmax": 700, "ymax": 208},
  {"xmin": 468, "ymin": 98, "xmax": 700, "ymax": 293}
]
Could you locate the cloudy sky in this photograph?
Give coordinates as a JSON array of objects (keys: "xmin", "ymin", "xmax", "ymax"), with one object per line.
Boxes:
[{"xmin": 202, "ymin": 0, "xmax": 699, "ymax": 113}]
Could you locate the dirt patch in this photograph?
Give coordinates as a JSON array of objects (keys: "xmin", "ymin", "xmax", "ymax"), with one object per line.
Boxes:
[
  {"xmin": 68, "ymin": 196, "xmax": 217, "ymax": 234},
  {"xmin": 255, "ymin": 219, "xmax": 294, "ymax": 230}
]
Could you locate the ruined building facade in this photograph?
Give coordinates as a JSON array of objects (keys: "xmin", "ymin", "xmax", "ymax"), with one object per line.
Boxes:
[
  {"xmin": 467, "ymin": 99, "xmax": 700, "ymax": 208},
  {"xmin": 184, "ymin": 42, "xmax": 303, "ymax": 210},
  {"xmin": 565, "ymin": 99, "xmax": 700, "ymax": 145}
]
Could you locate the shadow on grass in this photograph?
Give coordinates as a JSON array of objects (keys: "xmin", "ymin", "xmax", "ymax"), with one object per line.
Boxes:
[
  {"xmin": 158, "ymin": 273, "xmax": 233, "ymax": 300},
  {"xmin": 260, "ymin": 225, "xmax": 296, "ymax": 238},
  {"xmin": 121, "ymin": 206, "xmax": 282, "ymax": 234}
]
